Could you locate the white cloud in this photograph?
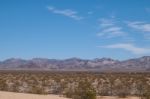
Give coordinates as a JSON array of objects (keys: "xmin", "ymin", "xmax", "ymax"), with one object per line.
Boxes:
[
  {"xmin": 127, "ymin": 21, "xmax": 150, "ymax": 32},
  {"xmin": 97, "ymin": 18, "xmax": 126, "ymax": 38},
  {"xmin": 127, "ymin": 21, "xmax": 150, "ymax": 39},
  {"xmin": 99, "ymin": 18, "xmax": 114, "ymax": 27},
  {"xmin": 102, "ymin": 27, "xmax": 121, "ymax": 32},
  {"xmin": 99, "ymin": 43, "xmax": 150, "ymax": 55},
  {"xmin": 47, "ymin": 6, "xmax": 83, "ymax": 20}
]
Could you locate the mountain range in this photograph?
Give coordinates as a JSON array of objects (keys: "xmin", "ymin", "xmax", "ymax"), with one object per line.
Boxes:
[{"xmin": 0, "ymin": 56, "xmax": 150, "ymax": 72}]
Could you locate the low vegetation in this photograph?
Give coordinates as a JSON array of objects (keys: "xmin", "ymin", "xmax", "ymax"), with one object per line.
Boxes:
[{"xmin": 0, "ymin": 70, "xmax": 150, "ymax": 99}]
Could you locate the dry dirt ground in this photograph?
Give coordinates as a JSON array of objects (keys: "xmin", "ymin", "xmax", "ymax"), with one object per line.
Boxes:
[{"xmin": 0, "ymin": 91, "xmax": 139, "ymax": 99}]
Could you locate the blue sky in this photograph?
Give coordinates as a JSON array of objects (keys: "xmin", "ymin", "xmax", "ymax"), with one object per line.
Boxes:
[{"xmin": 0, "ymin": 0, "xmax": 150, "ymax": 60}]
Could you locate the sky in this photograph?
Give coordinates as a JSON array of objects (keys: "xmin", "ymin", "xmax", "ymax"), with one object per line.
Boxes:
[{"xmin": 0, "ymin": 0, "xmax": 150, "ymax": 60}]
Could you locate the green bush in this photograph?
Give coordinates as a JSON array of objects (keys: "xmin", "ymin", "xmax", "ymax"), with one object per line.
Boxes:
[
  {"xmin": 64, "ymin": 80, "xmax": 96, "ymax": 99},
  {"xmin": 73, "ymin": 80, "xmax": 96, "ymax": 99}
]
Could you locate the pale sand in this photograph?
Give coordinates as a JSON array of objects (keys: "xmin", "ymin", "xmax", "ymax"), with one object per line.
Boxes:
[
  {"xmin": 0, "ymin": 91, "xmax": 140, "ymax": 99},
  {"xmin": 0, "ymin": 91, "xmax": 69, "ymax": 99}
]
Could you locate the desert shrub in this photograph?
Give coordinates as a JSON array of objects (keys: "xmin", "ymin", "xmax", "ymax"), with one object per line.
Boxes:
[
  {"xmin": 114, "ymin": 79, "xmax": 129, "ymax": 98},
  {"xmin": 0, "ymin": 79, "xmax": 7, "ymax": 91},
  {"xmin": 65, "ymin": 88, "xmax": 75, "ymax": 98},
  {"xmin": 30, "ymin": 84, "xmax": 46, "ymax": 94},
  {"xmin": 64, "ymin": 80, "xmax": 96, "ymax": 99},
  {"xmin": 141, "ymin": 85, "xmax": 150, "ymax": 99},
  {"xmin": 73, "ymin": 80, "xmax": 96, "ymax": 99}
]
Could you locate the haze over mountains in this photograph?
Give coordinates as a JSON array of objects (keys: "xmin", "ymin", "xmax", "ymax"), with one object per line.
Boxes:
[{"xmin": 0, "ymin": 56, "xmax": 150, "ymax": 72}]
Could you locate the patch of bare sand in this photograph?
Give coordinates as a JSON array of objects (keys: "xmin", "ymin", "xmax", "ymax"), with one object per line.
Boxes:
[
  {"xmin": 0, "ymin": 91, "xmax": 69, "ymax": 99},
  {"xmin": 0, "ymin": 91, "xmax": 140, "ymax": 99}
]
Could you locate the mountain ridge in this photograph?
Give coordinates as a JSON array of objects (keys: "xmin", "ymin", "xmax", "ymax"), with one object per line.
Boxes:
[{"xmin": 0, "ymin": 56, "xmax": 150, "ymax": 72}]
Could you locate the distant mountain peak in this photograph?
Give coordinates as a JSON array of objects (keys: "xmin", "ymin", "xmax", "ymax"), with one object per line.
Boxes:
[{"xmin": 0, "ymin": 56, "xmax": 150, "ymax": 72}]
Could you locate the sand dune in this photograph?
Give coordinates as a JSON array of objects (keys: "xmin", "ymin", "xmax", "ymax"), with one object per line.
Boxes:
[{"xmin": 0, "ymin": 91, "xmax": 69, "ymax": 99}]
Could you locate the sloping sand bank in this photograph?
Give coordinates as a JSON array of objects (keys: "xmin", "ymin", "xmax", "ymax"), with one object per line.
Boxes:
[{"xmin": 0, "ymin": 91, "xmax": 69, "ymax": 99}]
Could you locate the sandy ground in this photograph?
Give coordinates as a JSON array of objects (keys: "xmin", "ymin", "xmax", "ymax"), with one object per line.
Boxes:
[
  {"xmin": 0, "ymin": 91, "xmax": 69, "ymax": 99},
  {"xmin": 0, "ymin": 91, "xmax": 139, "ymax": 99}
]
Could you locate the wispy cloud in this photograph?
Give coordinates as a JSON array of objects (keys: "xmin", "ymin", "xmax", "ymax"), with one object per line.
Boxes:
[
  {"xmin": 97, "ymin": 18, "xmax": 126, "ymax": 38},
  {"xmin": 47, "ymin": 6, "xmax": 83, "ymax": 20},
  {"xmin": 99, "ymin": 43, "xmax": 150, "ymax": 55},
  {"xmin": 127, "ymin": 21, "xmax": 150, "ymax": 39},
  {"xmin": 127, "ymin": 21, "xmax": 150, "ymax": 32},
  {"xmin": 99, "ymin": 19, "xmax": 114, "ymax": 27}
]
